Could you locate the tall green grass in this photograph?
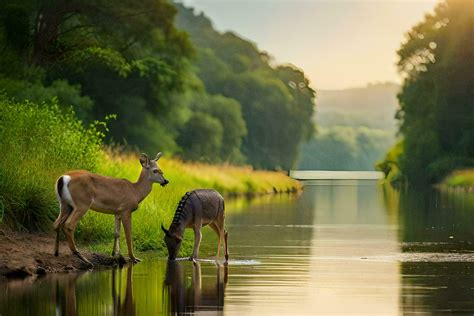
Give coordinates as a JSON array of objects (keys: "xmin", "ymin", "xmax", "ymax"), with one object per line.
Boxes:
[{"xmin": 0, "ymin": 97, "xmax": 103, "ymax": 230}]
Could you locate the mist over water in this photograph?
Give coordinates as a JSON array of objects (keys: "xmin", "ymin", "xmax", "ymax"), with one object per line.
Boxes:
[{"xmin": 1, "ymin": 177, "xmax": 473, "ymax": 314}]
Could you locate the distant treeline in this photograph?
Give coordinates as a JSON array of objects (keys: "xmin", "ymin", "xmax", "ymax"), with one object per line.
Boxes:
[
  {"xmin": 298, "ymin": 126, "xmax": 394, "ymax": 171},
  {"xmin": 378, "ymin": 0, "xmax": 474, "ymax": 184},
  {"xmin": 297, "ymin": 83, "xmax": 398, "ymax": 171},
  {"xmin": 0, "ymin": 1, "xmax": 315, "ymax": 170}
]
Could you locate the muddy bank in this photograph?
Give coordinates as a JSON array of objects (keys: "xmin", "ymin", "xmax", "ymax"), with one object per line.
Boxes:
[{"xmin": 0, "ymin": 230, "xmax": 126, "ymax": 279}]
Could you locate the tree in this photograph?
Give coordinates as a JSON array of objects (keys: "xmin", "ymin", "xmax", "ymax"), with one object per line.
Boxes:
[
  {"xmin": 175, "ymin": 4, "xmax": 316, "ymax": 169},
  {"xmin": 0, "ymin": 0, "xmax": 194, "ymax": 153},
  {"xmin": 177, "ymin": 112, "xmax": 223, "ymax": 162},
  {"xmin": 394, "ymin": 0, "xmax": 474, "ymax": 183},
  {"xmin": 205, "ymin": 95, "xmax": 247, "ymax": 162}
]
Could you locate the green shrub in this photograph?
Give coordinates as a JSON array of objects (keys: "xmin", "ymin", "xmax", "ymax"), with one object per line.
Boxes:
[
  {"xmin": 376, "ymin": 139, "xmax": 405, "ymax": 184},
  {"xmin": 0, "ymin": 77, "xmax": 94, "ymax": 120},
  {"xmin": 0, "ymin": 97, "xmax": 104, "ymax": 231}
]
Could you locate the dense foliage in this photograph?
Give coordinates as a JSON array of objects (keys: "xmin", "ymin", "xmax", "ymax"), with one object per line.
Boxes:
[
  {"xmin": 380, "ymin": 0, "xmax": 474, "ymax": 184},
  {"xmin": 0, "ymin": 97, "xmax": 104, "ymax": 231},
  {"xmin": 0, "ymin": 0, "xmax": 192, "ymax": 153},
  {"xmin": 0, "ymin": 1, "xmax": 315, "ymax": 169},
  {"xmin": 174, "ymin": 4, "xmax": 315, "ymax": 169}
]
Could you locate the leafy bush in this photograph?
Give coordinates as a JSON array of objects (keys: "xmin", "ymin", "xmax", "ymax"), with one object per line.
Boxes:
[
  {"xmin": 0, "ymin": 78, "xmax": 94, "ymax": 120},
  {"xmin": 376, "ymin": 140, "xmax": 405, "ymax": 184},
  {"xmin": 0, "ymin": 97, "xmax": 104, "ymax": 231}
]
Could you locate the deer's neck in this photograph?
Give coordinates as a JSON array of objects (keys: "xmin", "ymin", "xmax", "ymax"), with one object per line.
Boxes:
[
  {"xmin": 133, "ymin": 170, "xmax": 153, "ymax": 203},
  {"xmin": 170, "ymin": 223, "xmax": 186, "ymax": 239}
]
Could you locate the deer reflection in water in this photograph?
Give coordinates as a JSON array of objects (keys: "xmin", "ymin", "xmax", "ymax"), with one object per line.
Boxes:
[
  {"xmin": 164, "ymin": 261, "xmax": 228, "ymax": 314},
  {"xmin": 111, "ymin": 265, "xmax": 135, "ymax": 316},
  {"xmin": 50, "ymin": 273, "xmax": 80, "ymax": 316},
  {"xmin": 50, "ymin": 265, "xmax": 136, "ymax": 316}
]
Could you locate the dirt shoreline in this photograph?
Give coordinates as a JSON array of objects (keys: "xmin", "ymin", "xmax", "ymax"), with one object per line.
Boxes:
[{"xmin": 0, "ymin": 229, "xmax": 126, "ymax": 280}]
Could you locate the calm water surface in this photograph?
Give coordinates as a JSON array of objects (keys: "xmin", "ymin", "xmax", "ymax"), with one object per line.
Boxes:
[{"xmin": 1, "ymin": 179, "xmax": 473, "ymax": 315}]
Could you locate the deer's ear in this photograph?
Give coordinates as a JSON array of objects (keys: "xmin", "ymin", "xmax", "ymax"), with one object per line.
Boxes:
[
  {"xmin": 155, "ymin": 152, "xmax": 163, "ymax": 161},
  {"xmin": 140, "ymin": 153, "xmax": 150, "ymax": 168}
]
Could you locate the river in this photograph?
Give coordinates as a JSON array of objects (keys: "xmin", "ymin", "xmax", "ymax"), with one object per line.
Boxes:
[{"xmin": 1, "ymin": 178, "xmax": 473, "ymax": 314}]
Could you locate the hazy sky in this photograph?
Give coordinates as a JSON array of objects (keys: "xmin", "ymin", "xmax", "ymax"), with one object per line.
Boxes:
[{"xmin": 181, "ymin": 0, "xmax": 439, "ymax": 90}]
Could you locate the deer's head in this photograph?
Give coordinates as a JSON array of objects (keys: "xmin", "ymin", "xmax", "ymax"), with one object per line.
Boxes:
[
  {"xmin": 162, "ymin": 224, "xmax": 182, "ymax": 260},
  {"xmin": 140, "ymin": 152, "xmax": 169, "ymax": 187}
]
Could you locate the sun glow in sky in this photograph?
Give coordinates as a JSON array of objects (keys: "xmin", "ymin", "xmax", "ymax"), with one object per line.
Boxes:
[{"xmin": 182, "ymin": 0, "xmax": 439, "ymax": 89}]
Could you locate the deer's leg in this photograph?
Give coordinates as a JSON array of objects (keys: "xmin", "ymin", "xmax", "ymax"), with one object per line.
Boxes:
[
  {"xmin": 214, "ymin": 212, "xmax": 228, "ymax": 261},
  {"xmin": 192, "ymin": 261, "xmax": 202, "ymax": 306},
  {"xmin": 65, "ymin": 273, "xmax": 78, "ymax": 316},
  {"xmin": 191, "ymin": 227, "xmax": 202, "ymax": 262},
  {"xmin": 121, "ymin": 211, "xmax": 141, "ymax": 264},
  {"xmin": 53, "ymin": 203, "xmax": 71, "ymax": 256},
  {"xmin": 224, "ymin": 229, "xmax": 229, "ymax": 262},
  {"xmin": 209, "ymin": 223, "xmax": 222, "ymax": 258},
  {"xmin": 112, "ymin": 214, "xmax": 121, "ymax": 256},
  {"xmin": 63, "ymin": 206, "xmax": 92, "ymax": 267}
]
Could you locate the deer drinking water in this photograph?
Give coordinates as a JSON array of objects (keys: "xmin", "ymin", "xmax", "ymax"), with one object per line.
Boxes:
[
  {"xmin": 162, "ymin": 190, "xmax": 229, "ymax": 262},
  {"xmin": 54, "ymin": 152, "xmax": 169, "ymax": 267}
]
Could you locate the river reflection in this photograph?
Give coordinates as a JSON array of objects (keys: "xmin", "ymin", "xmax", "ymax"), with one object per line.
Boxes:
[
  {"xmin": 390, "ymin": 186, "xmax": 474, "ymax": 313},
  {"xmin": 111, "ymin": 266, "xmax": 135, "ymax": 316},
  {"xmin": 0, "ymin": 180, "xmax": 473, "ymax": 315},
  {"xmin": 0, "ymin": 260, "xmax": 228, "ymax": 315},
  {"xmin": 163, "ymin": 261, "xmax": 228, "ymax": 314}
]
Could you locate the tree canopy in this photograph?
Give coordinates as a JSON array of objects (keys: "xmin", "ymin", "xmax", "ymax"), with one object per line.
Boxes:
[
  {"xmin": 0, "ymin": 1, "xmax": 316, "ymax": 169},
  {"xmin": 381, "ymin": 0, "xmax": 474, "ymax": 183}
]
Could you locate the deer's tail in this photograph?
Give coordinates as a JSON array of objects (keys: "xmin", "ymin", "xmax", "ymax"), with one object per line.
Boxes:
[
  {"xmin": 56, "ymin": 176, "xmax": 64, "ymax": 203},
  {"xmin": 55, "ymin": 175, "xmax": 74, "ymax": 208}
]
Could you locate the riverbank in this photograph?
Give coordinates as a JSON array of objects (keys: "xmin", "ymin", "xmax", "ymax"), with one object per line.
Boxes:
[{"xmin": 0, "ymin": 229, "xmax": 129, "ymax": 280}]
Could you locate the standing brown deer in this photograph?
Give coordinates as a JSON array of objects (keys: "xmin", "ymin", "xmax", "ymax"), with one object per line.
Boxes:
[{"xmin": 54, "ymin": 152, "xmax": 169, "ymax": 267}]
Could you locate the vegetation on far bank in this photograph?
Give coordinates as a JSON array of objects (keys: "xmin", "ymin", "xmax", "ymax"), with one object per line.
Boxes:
[
  {"xmin": 440, "ymin": 169, "xmax": 474, "ymax": 189},
  {"xmin": 298, "ymin": 125, "xmax": 394, "ymax": 171},
  {"xmin": 0, "ymin": 97, "xmax": 300, "ymax": 256},
  {"xmin": 298, "ymin": 82, "xmax": 399, "ymax": 171}
]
